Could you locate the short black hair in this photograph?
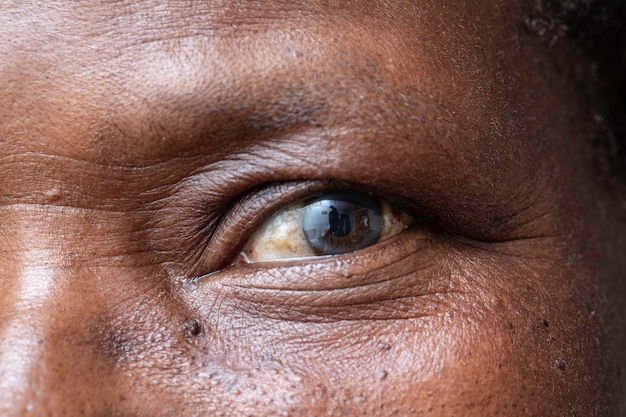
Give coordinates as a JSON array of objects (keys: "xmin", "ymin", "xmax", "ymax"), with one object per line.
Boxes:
[{"xmin": 524, "ymin": 0, "xmax": 626, "ymax": 182}]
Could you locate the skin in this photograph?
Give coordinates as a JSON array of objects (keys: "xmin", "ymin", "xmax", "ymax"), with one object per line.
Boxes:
[{"xmin": 0, "ymin": 1, "xmax": 625, "ymax": 416}]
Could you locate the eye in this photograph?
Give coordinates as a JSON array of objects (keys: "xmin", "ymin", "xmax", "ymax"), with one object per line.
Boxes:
[{"xmin": 238, "ymin": 192, "xmax": 414, "ymax": 263}]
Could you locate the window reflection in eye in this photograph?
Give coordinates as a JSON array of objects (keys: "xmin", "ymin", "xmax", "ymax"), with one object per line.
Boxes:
[
  {"xmin": 238, "ymin": 192, "xmax": 415, "ymax": 263},
  {"xmin": 302, "ymin": 193, "xmax": 383, "ymax": 255}
]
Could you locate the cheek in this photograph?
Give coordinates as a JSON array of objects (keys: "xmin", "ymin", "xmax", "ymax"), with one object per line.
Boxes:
[
  {"xmin": 167, "ymin": 239, "xmax": 606, "ymax": 416},
  {"xmin": 0, "ymin": 226, "xmax": 605, "ymax": 416}
]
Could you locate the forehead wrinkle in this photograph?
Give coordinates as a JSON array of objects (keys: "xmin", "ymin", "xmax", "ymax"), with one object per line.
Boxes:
[
  {"xmin": 5, "ymin": 0, "xmax": 437, "ymax": 55},
  {"xmin": 56, "ymin": 0, "xmax": 332, "ymax": 45},
  {"xmin": 5, "ymin": 0, "xmax": 507, "ymax": 167},
  {"xmin": 0, "ymin": 1, "xmax": 328, "ymax": 62}
]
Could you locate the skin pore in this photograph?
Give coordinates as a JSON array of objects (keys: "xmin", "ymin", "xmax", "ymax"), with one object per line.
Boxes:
[{"xmin": 1, "ymin": 1, "xmax": 625, "ymax": 416}]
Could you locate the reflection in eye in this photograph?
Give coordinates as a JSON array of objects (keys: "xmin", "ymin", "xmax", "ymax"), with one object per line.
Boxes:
[{"xmin": 239, "ymin": 192, "xmax": 414, "ymax": 263}]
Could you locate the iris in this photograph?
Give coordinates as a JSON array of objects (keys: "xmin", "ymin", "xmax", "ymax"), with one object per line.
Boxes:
[{"xmin": 301, "ymin": 193, "xmax": 383, "ymax": 255}]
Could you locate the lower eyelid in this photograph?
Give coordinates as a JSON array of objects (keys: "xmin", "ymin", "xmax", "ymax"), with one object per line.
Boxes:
[
  {"xmin": 193, "ymin": 228, "xmax": 459, "ymax": 322},
  {"xmin": 229, "ymin": 226, "xmax": 431, "ymax": 290}
]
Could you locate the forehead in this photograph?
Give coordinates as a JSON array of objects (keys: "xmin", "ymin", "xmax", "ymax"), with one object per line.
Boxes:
[
  {"xmin": 3, "ymin": 1, "xmax": 497, "ymax": 91},
  {"xmin": 5, "ymin": 1, "xmax": 507, "ymax": 40},
  {"xmin": 1, "ymin": 0, "xmax": 517, "ymax": 94},
  {"xmin": 2, "ymin": 1, "xmax": 519, "ymax": 153},
  {"xmin": 3, "ymin": 1, "xmax": 559, "ymax": 223}
]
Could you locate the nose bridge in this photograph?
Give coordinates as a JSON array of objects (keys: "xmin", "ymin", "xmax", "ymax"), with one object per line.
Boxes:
[
  {"xmin": 0, "ymin": 257, "xmax": 53, "ymax": 412},
  {"xmin": 0, "ymin": 202, "xmax": 190, "ymax": 415},
  {"xmin": 0, "ymin": 250, "xmax": 63, "ymax": 413},
  {"xmin": 0, "ymin": 217, "xmax": 116, "ymax": 415}
]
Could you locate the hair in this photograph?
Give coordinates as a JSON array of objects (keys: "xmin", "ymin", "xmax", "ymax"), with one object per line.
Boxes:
[{"xmin": 524, "ymin": 0, "xmax": 626, "ymax": 182}]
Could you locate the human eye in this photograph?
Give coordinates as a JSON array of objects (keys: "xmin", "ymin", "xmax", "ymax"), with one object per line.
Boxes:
[{"xmin": 236, "ymin": 191, "xmax": 414, "ymax": 263}]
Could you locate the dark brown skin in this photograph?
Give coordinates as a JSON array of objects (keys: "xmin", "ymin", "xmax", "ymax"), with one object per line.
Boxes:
[{"xmin": 1, "ymin": 1, "xmax": 625, "ymax": 416}]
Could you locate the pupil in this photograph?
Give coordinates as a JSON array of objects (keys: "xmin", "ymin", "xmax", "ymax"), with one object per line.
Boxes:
[
  {"xmin": 328, "ymin": 205, "xmax": 352, "ymax": 237},
  {"xmin": 301, "ymin": 193, "xmax": 383, "ymax": 255}
]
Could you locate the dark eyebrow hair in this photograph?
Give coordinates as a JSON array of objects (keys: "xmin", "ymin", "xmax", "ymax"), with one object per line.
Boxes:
[{"xmin": 100, "ymin": 65, "xmax": 467, "ymax": 167}]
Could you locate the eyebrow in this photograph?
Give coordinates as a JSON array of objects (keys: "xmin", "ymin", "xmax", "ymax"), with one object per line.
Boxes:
[
  {"xmin": 102, "ymin": 87, "xmax": 326, "ymax": 165},
  {"xmin": 104, "ymin": 67, "xmax": 459, "ymax": 164},
  {"xmin": 90, "ymin": 10, "xmax": 471, "ymax": 166}
]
